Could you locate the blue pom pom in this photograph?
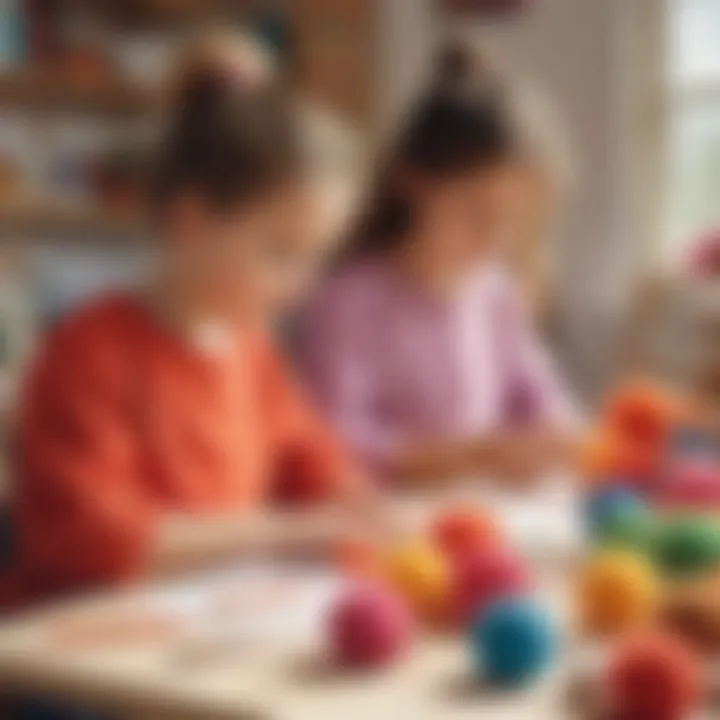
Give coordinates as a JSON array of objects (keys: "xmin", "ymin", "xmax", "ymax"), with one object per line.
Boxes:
[
  {"xmin": 583, "ymin": 486, "xmax": 646, "ymax": 539},
  {"xmin": 471, "ymin": 597, "xmax": 557, "ymax": 686}
]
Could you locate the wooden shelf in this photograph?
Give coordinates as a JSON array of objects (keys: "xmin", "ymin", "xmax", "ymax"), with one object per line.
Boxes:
[
  {"xmin": 68, "ymin": 0, "xmax": 257, "ymax": 29},
  {"xmin": 0, "ymin": 198, "xmax": 147, "ymax": 241},
  {"xmin": 0, "ymin": 71, "xmax": 157, "ymax": 118}
]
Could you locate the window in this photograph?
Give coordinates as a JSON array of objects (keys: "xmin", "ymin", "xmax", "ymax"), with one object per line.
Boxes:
[{"xmin": 665, "ymin": 0, "xmax": 720, "ymax": 260}]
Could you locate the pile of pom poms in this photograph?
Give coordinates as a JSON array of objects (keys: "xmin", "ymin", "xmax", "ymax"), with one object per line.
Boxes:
[
  {"xmin": 581, "ymin": 379, "xmax": 720, "ymax": 514},
  {"xmin": 572, "ymin": 524, "xmax": 720, "ymax": 716},
  {"xmin": 571, "ymin": 536, "xmax": 720, "ymax": 717},
  {"xmin": 327, "ymin": 506, "xmax": 559, "ymax": 688}
]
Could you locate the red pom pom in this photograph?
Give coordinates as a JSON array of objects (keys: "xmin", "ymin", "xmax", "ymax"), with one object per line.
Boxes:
[
  {"xmin": 432, "ymin": 508, "xmax": 502, "ymax": 560},
  {"xmin": 608, "ymin": 631, "xmax": 702, "ymax": 720},
  {"xmin": 687, "ymin": 228, "xmax": 720, "ymax": 278},
  {"xmin": 452, "ymin": 548, "xmax": 531, "ymax": 627},
  {"xmin": 329, "ymin": 583, "xmax": 414, "ymax": 669},
  {"xmin": 658, "ymin": 461, "xmax": 720, "ymax": 509}
]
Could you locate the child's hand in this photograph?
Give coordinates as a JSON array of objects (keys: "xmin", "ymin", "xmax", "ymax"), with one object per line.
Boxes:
[
  {"xmin": 337, "ymin": 470, "xmax": 408, "ymax": 543},
  {"xmin": 474, "ymin": 432, "xmax": 570, "ymax": 485}
]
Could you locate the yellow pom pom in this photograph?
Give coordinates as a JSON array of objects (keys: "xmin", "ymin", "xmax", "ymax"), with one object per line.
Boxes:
[
  {"xmin": 385, "ymin": 542, "xmax": 450, "ymax": 624},
  {"xmin": 577, "ymin": 550, "xmax": 660, "ymax": 638}
]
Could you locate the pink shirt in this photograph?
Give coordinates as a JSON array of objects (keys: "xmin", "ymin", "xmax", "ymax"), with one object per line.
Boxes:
[{"xmin": 301, "ymin": 258, "xmax": 577, "ymax": 472}]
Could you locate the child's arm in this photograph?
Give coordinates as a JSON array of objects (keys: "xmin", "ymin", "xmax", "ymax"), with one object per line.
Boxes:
[
  {"xmin": 260, "ymin": 338, "xmax": 382, "ymax": 511},
  {"xmin": 389, "ymin": 433, "xmax": 569, "ymax": 486},
  {"xmin": 146, "ymin": 506, "xmax": 372, "ymax": 579},
  {"xmin": 494, "ymin": 275, "xmax": 583, "ymax": 468},
  {"xmin": 18, "ymin": 327, "xmax": 382, "ymax": 593}
]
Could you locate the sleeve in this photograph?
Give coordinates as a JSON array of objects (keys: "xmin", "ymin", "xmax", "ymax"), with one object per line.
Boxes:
[
  {"xmin": 495, "ymin": 277, "xmax": 583, "ymax": 430},
  {"xmin": 16, "ymin": 324, "xmax": 156, "ymax": 593},
  {"xmin": 299, "ymin": 283, "xmax": 407, "ymax": 473},
  {"xmin": 261, "ymin": 337, "xmax": 365, "ymax": 504}
]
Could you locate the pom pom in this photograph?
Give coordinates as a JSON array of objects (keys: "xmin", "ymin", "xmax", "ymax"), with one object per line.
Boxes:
[
  {"xmin": 328, "ymin": 582, "xmax": 414, "ymax": 669},
  {"xmin": 652, "ymin": 516, "xmax": 720, "ymax": 578},
  {"xmin": 608, "ymin": 631, "xmax": 702, "ymax": 720},
  {"xmin": 432, "ymin": 507, "xmax": 502, "ymax": 560},
  {"xmin": 580, "ymin": 432, "xmax": 661, "ymax": 488},
  {"xmin": 583, "ymin": 487, "xmax": 648, "ymax": 542},
  {"xmin": 578, "ymin": 550, "xmax": 659, "ymax": 637},
  {"xmin": 686, "ymin": 228, "xmax": 720, "ymax": 278},
  {"xmin": 604, "ymin": 381, "xmax": 680, "ymax": 450},
  {"xmin": 385, "ymin": 542, "xmax": 451, "ymax": 624},
  {"xmin": 657, "ymin": 461, "xmax": 720, "ymax": 510},
  {"xmin": 471, "ymin": 597, "xmax": 558, "ymax": 687},
  {"xmin": 452, "ymin": 547, "xmax": 531, "ymax": 627}
]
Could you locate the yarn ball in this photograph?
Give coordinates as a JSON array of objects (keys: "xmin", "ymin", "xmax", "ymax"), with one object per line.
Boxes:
[
  {"xmin": 652, "ymin": 516, "xmax": 720, "ymax": 578},
  {"xmin": 471, "ymin": 597, "xmax": 558, "ymax": 687},
  {"xmin": 608, "ymin": 631, "xmax": 702, "ymax": 720},
  {"xmin": 578, "ymin": 550, "xmax": 660, "ymax": 637},
  {"xmin": 452, "ymin": 547, "xmax": 532, "ymax": 627},
  {"xmin": 385, "ymin": 542, "xmax": 451, "ymax": 623},
  {"xmin": 329, "ymin": 582, "xmax": 414, "ymax": 669},
  {"xmin": 432, "ymin": 507, "xmax": 502, "ymax": 560}
]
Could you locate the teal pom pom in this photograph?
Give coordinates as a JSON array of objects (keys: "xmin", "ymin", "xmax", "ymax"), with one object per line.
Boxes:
[
  {"xmin": 584, "ymin": 487, "xmax": 652, "ymax": 551},
  {"xmin": 471, "ymin": 597, "xmax": 557, "ymax": 686}
]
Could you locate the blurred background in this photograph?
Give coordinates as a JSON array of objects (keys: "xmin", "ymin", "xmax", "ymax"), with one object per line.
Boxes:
[{"xmin": 0, "ymin": 0, "xmax": 718, "ymax": 493}]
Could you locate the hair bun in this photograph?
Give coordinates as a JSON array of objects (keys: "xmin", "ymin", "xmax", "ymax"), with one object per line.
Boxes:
[{"xmin": 171, "ymin": 33, "xmax": 274, "ymax": 114}]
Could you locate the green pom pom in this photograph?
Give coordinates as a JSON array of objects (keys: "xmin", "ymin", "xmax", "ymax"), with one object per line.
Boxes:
[
  {"xmin": 596, "ymin": 510, "xmax": 656, "ymax": 555},
  {"xmin": 652, "ymin": 517, "xmax": 720, "ymax": 578}
]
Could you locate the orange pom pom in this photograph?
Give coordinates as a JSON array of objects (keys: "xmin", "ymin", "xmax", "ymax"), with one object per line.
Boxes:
[
  {"xmin": 385, "ymin": 542, "xmax": 451, "ymax": 625},
  {"xmin": 604, "ymin": 380, "xmax": 682, "ymax": 450},
  {"xmin": 432, "ymin": 508, "xmax": 502, "ymax": 560},
  {"xmin": 577, "ymin": 550, "xmax": 660, "ymax": 638},
  {"xmin": 580, "ymin": 432, "xmax": 661, "ymax": 485}
]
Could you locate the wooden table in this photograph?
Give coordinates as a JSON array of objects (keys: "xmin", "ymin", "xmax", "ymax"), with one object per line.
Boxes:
[
  {"xmin": 0, "ymin": 579, "xmax": 574, "ymax": 720},
  {"xmin": 3, "ymin": 488, "xmax": 708, "ymax": 720}
]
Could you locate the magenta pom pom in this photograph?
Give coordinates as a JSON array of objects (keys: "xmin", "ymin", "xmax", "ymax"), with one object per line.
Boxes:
[{"xmin": 329, "ymin": 582, "xmax": 414, "ymax": 669}]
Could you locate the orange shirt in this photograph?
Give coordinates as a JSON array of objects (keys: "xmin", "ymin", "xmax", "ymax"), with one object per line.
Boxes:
[{"xmin": 8, "ymin": 295, "xmax": 351, "ymax": 602}]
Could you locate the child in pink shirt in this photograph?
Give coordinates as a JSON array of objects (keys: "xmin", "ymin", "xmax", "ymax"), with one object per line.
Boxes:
[{"xmin": 302, "ymin": 43, "xmax": 579, "ymax": 485}]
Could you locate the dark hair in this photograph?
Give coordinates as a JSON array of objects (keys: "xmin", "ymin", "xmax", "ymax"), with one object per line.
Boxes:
[
  {"xmin": 347, "ymin": 42, "xmax": 518, "ymax": 257},
  {"xmin": 151, "ymin": 42, "xmax": 301, "ymax": 213}
]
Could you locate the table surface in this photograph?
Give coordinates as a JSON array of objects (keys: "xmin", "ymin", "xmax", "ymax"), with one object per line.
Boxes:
[
  {"xmin": 0, "ymin": 488, "xmax": 713, "ymax": 720},
  {"xmin": 0, "ymin": 576, "xmax": 573, "ymax": 720}
]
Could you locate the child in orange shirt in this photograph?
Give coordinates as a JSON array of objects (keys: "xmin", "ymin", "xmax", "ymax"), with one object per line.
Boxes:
[{"xmin": 5, "ymin": 35, "xmax": 375, "ymax": 605}]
